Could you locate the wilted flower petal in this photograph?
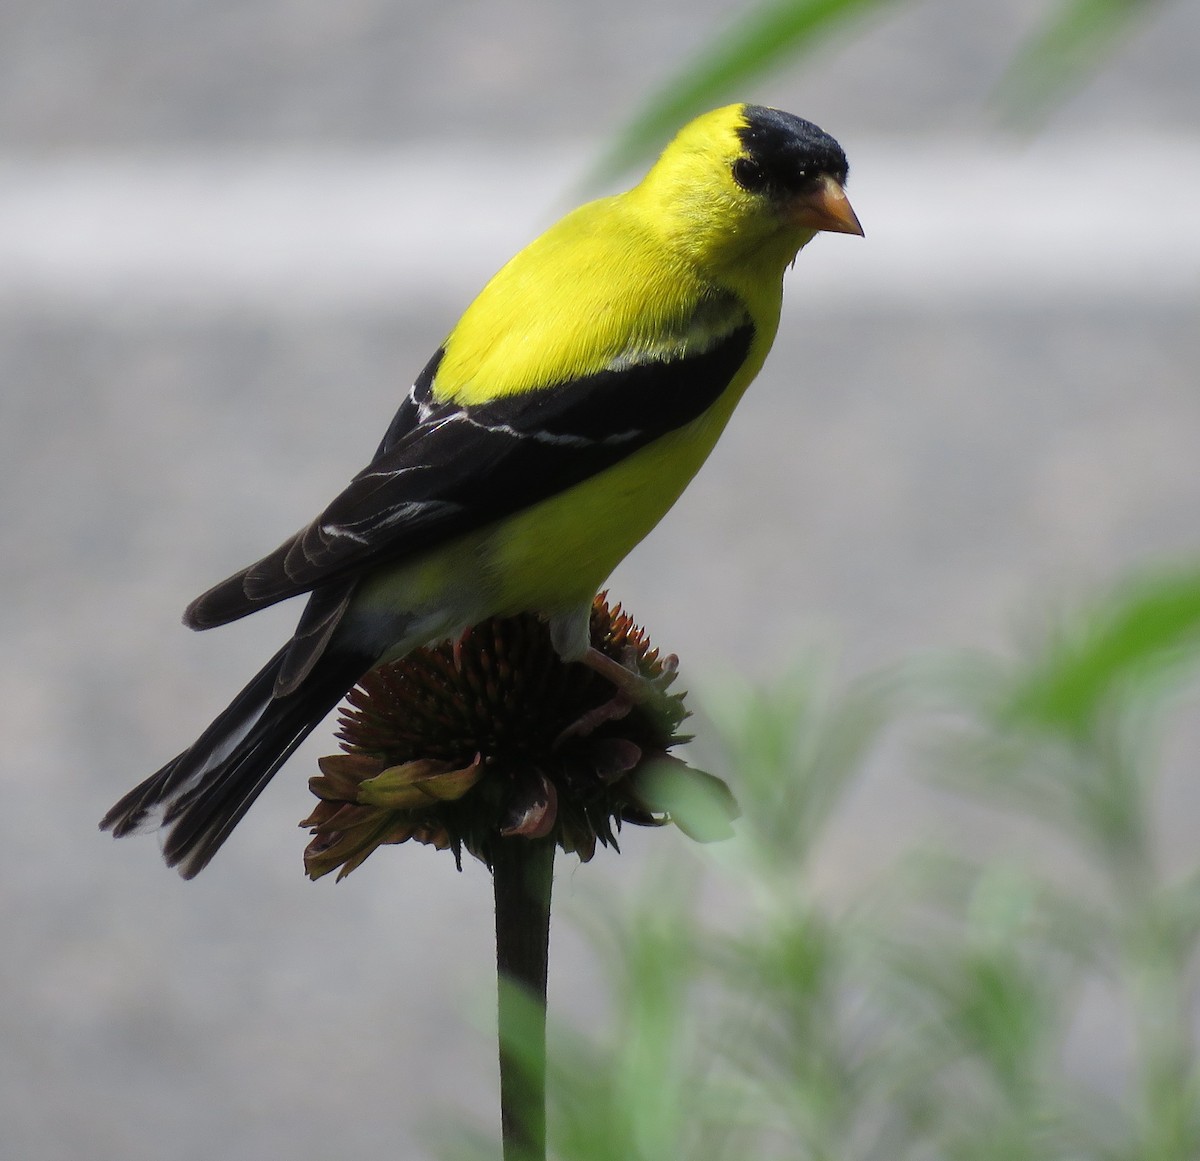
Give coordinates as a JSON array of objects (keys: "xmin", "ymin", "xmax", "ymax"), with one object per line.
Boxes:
[
  {"xmin": 358, "ymin": 756, "xmax": 485, "ymax": 809},
  {"xmin": 500, "ymin": 772, "xmax": 558, "ymax": 839}
]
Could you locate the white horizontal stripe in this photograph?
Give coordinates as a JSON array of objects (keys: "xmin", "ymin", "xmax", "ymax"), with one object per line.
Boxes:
[
  {"xmin": 318, "ymin": 522, "xmax": 369, "ymax": 544},
  {"xmin": 0, "ymin": 135, "xmax": 1196, "ymax": 309}
]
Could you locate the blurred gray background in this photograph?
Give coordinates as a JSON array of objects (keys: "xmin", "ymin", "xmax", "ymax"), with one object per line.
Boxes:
[{"xmin": 3, "ymin": 1, "xmax": 1198, "ymax": 1158}]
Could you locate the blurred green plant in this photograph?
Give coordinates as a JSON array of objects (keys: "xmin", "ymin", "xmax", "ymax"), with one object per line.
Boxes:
[
  {"xmin": 586, "ymin": 0, "xmax": 894, "ymax": 187},
  {"xmin": 998, "ymin": 0, "xmax": 1178, "ymax": 125},
  {"xmin": 588, "ymin": 0, "xmax": 1176, "ymax": 184},
  {"xmin": 440, "ymin": 563, "xmax": 1200, "ymax": 1160}
]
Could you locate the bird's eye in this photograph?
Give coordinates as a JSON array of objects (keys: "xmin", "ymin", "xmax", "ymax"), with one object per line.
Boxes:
[{"xmin": 732, "ymin": 157, "xmax": 766, "ymax": 192}]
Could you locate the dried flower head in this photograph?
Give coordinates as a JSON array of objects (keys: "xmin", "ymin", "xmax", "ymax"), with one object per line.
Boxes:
[{"xmin": 303, "ymin": 595, "xmax": 736, "ymax": 879}]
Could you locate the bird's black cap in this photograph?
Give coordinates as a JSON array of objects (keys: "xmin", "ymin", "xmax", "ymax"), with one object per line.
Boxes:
[{"xmin": 735, "ymin": 105, "xmax": 849, "ymax": 197}]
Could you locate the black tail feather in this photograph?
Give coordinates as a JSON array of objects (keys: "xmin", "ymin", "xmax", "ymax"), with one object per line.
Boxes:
[
  {"xmin": 101, "ymin": 643, "xmax": 370, "ymax": 878},
  {"xmin": 101, "ymin": 643, "xmax": 293, "ymax": 838}
]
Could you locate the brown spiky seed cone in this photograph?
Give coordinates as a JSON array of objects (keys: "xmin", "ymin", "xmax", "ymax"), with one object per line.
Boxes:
[{"xmin": 303, "ymin": 595, "xmax": 736, "ymax": 879}]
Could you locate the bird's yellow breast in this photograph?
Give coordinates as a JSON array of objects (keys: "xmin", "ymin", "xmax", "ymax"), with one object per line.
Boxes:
[
  {"xmin": 480, "ymin": 343, "xmax": 767, "ymax": 613},
  {"xmin": 351, "ymin": 395, "xmax": 738, "ymax": 636}
]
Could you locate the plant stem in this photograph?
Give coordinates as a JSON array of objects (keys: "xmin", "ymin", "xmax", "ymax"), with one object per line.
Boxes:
[{"xmin": 493, "ymin": 836, "xmax": 555, "ymax": 1161}]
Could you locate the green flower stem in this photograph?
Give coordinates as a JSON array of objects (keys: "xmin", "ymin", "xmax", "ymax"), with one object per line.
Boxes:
[{"xmin": 493, "ymin": 836, "xmax": 555, "ymax": 1161}]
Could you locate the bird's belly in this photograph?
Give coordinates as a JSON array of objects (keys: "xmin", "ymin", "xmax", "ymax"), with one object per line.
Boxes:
[
  {"xmin": 353, "ymin": 392, "xmax": 744, "ymax": 652},
  {"xmin": 483, "ymin": 401, "xmax": 736, "ymax": 613}
]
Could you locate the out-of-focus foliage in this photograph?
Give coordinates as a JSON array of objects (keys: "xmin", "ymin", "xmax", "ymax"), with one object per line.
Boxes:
[
  {"xmin": 999, "ymin": 0, "xmax": 1178, "ymax": 125},
  {"xmin": 441, "ymin": 563, "xmax": 1200, "ymax": 1160},
  {"xmin": 586, "ymin": 0, "xmax": 896, "ymax": 187},
  {"xmin": 588, "ymin": 0, "xmax": 1176, "ymax": 184}
]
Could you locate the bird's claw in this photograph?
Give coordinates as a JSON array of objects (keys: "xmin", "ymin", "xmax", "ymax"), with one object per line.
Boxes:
[{"xmin": 554, "ymin": 689, "xmax": 634, "ymax": 747}]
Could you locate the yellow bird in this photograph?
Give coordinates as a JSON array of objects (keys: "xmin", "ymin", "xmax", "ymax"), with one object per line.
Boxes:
[{"xmin": 102, "ymin": 103, "xmax": 863, "ymax": 876}]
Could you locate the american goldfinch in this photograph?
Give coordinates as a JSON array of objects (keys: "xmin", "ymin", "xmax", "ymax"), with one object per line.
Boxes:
[{"xmin": 102, "ymin": 103, "xmax": 862, "ymax": 876}]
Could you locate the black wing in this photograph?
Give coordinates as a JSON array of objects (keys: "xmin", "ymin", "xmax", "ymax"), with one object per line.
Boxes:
[{"xmin": 186, "ymin": 315, "xmax": 754, "ymax": 630}]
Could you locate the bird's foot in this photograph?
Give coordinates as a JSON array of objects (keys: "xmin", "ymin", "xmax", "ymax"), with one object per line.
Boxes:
[{"xmin": 555, "ymin": 646, "xmax": 680, "ymax": 745}]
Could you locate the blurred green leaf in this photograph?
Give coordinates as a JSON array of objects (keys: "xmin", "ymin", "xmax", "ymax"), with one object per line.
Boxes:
[
  {"xmin": 918, "ymin": 569, "xmax": 1200, "ymax": 884},
  {"xmin": 1157, "ymin": 869, "xmax": 1200, "ymax": 956},
  {"xmin": 997, "ymin": 0, "xmax": 1173, "ymax": 125},
  {"xmin": 1007, "ymin": 566, "xmax": 1200, "ymax": 738},
  {"xmin": 589, "ymin": 0, "xmax": 1175, "ymax": 188},
  {"xmin": 634, "ymin": 758, "xmax": 739, "ymax": 844},
  {"xmin": 701, "ymin": 667, "xmax": 893, "ymax": 873},
  {"xmin": 584, "ymin": 0, "xmax": 895, "ymax": 187}
]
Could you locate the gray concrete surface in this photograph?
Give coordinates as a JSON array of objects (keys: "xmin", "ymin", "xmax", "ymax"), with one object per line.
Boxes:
[{"xmin": 3, "ymin": 0, "xmax": 1199, "ymax": 1157}]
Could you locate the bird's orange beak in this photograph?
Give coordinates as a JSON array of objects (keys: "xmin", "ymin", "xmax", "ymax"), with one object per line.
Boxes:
[{"xmin": 790, "ymin": 174, "xmax": 864, "ymax": 237}]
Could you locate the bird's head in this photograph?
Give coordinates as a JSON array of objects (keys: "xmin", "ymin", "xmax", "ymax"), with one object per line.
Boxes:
[{"xmin": 632, "ymin": 103, "xmax": 862, "ymax": 278}]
